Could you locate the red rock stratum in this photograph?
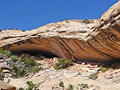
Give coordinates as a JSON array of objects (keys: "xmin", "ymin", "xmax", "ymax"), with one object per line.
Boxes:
[{"xmin": 0, "ymin": 1, "xmax": 120, "ymax": 61}]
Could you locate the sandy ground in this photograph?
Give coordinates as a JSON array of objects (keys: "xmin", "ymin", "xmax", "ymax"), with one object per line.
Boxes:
[{"xmin": 2, "ymin": 58, "xmax": 120, "ymax": 90}]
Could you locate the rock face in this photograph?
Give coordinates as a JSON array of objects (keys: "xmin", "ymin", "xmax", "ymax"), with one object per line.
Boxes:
[
  {"xmin": 0, "ymin": 1, "xmax": 120, "ymax": 62},
  {"xmin": 0, "ymin": 80, "xmax": 16, "ymax": 90}
]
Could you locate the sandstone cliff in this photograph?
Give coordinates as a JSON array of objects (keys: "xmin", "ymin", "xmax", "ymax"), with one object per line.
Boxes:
[{"xmin": 0, "ymin": 1, "xmax": 120, "ymax": 61}]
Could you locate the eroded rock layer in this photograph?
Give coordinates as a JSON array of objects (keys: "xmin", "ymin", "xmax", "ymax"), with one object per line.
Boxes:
[{"xmin": 0, "ymin": 1, "xmax": 120, "ymax": 61}]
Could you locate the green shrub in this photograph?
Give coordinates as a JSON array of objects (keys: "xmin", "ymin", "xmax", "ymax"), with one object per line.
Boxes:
[
  {"xmin": 18, "ymin": 81, "xmax": 39, "ymax": 90},
  {"xmin": 19, "ymin": 54, "xmax": 25, "ymax": 62},
  {"xmin": 59, "ymin": 81, "xmax": 64, "ymax": 87},
  {"xmin": 82, "ymin": 19, "xmax": 90, "ymax": 24},
  {"xmin": 11, "ymin": 65, "xmax": 26, "ymax": 78},
  {"xmin": 0, "ymin": 69, "xmax": 5, "ymax": 80},
  {"xmin": 80, "ymin": 83, "xmax": 89, "ymax": 89},
  {"xmin": 19, "ymin": 55, "xmax": 36, "ymax": 67},
  {"xmin": 5, "ymin": 52, "xmax": 42, "ymax": 78},
  {"xmin": 19, "ymin": 55, "xmax": 38, "ymax": 68},
  {"xmin": 0, "ymin": 48, "xmax": 4, "ymax": 54},
  {"xmin": 0, "ymin": 49, "xmax": 11, "ymax": 57},
  {"xmin": 99, "ymin": 66, "xmax": 108, "ymax": 73},
  {"xmin": 33, "ymin": 67, "xmax": 43, "ymax": 73},
  {"xmin": 65, "ymin": 19, "xmax": 70, "ymax": 23},
  {"xmin": 77, "ymin": 72, "xmax": 81, "ymax": 75},
  {"xmin": 54, "ymin": 58, "xmax": 73, "ymax": 70},
  {"xmin": 28, "ymin": 66, "xmax": 42, "ymax": 74},
  {"xmin": 67, "ymin": 84, "xmax": 74, "ymax": 90},
  {"xmin": 9, "ymin": 54, "xmax": 42, "ymax": 78},
  {"xmin": 36, "ymin": 63, "xmax": 41, "ymax": 66},
  {"xmin": 3, "ymin": 50, "xmax": 11, "ymax": 57},
  {"xmin": 16, "ymin": 67, "xmax": 26, "ymax": 77},
  {"xmin": 10, "ymin": 55, "xmax": 19, "ymax": 62},
  {"xmin": 25, "ymin": 57, "xmax": 36, "ymax": 67},
  {"xmin": 26, "ymin": 81, "xmax": 39, "ymax": 90},
  {"xmin": 89, "ymin": 72, "xmax": 98, "ymax": 80},
  {"xmin": 19, "ymin": 87, "xmax": 24, "ymax": 90}
]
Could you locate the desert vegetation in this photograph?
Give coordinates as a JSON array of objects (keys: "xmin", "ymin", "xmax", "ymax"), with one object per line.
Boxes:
[
  {"xmin": 59, "ymin": 81, "xmax": 64, "ymax": 87},
  {"xmin": 98, "ymin": 66, "xmax": 109, "ymax": 73},
  {"xmin": 19, "ymin": 81, "xmax": 39, "ymax": 90},
  {"xmin": 0, "ymin": 48, "xmax": 119, "ymax": 90},
  {"xmin": 67, "ymin": 84, "xmax": 74, "ymax": 90},
  {"xmin": 9, "ymin": 55, "xmax": 42, "ymax": 78},
  {"xmin": 89, "ymin": 72, "xmax": 99, "ymax": 80},
  {"xmin": 0, "ymin": 69, "xmax": 5, "ymax": 81},
  {"xmin": 54, "ymin": 58, "xmax": 73, "ymax": 70},
  {"xmin": 0, "ymin": 48, "xmax": 11, "ymax": 57},
  {"xmin": 0, "ymin": 48, "xmax": 42, "ymax": 78},
  {"xmin": 79, "ymin": 83, "xmax": 89, "ymax": 89},
  {"xmin": 82, "ymin": 19, "xmax": 90, "ymax": 24}
]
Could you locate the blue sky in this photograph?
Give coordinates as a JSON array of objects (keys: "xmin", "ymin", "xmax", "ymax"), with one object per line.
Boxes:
[{"xmin": 0, "ymin": 0, "xmax": 118, "ymax": 30}]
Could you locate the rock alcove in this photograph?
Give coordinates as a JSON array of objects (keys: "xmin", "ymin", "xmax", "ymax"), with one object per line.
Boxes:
[{"xmin": 12, "ymin": 50, "xmax": 58, "ymax": 59}]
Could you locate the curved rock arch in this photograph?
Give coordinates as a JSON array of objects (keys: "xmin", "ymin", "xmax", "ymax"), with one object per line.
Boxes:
[{"xmin": 1, "ymin": 1, "xmax": 120, "ymax": 62}]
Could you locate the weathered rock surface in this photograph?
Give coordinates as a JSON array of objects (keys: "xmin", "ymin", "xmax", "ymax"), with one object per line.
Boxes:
[
  {"xmin": 0, "ymin": 1, "xmax": 120, "ymax": 61},
  {"xmin": 6, "ymin": 58, "xmax": 120, "ymax": 90},
  {"xmin": 0, "ymin": 80, "xmax": 16, "ymax": 90}
]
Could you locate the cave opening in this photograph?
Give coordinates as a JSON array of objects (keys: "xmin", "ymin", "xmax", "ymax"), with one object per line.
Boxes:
[{"xmin": 12, "ymin": 50, "xmax": 58, "ymax": 59}]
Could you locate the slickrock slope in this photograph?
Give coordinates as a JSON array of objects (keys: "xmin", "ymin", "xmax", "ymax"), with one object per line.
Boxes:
[{"xmin": 0, "ymin": 1, "xmax": 120, "ymax": 61}]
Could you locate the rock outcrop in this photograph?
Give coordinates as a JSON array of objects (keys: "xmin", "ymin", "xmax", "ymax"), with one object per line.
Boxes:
[
  {"xmin": 0, "ymin": 80, "xmax": 16, "ymax": 90},
  {"xmin": 0, "ymin": 1, "xmax": 120, "ymax": 62}
]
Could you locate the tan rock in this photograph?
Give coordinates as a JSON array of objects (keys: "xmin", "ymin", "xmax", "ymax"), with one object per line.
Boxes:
[
  {"xmin": 0, "ymin": 1, "xmax": 120, "ymax": 61},
  {"xmin": 0, "ymin": 80, "xmax": 16, "ymax": 90}
]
